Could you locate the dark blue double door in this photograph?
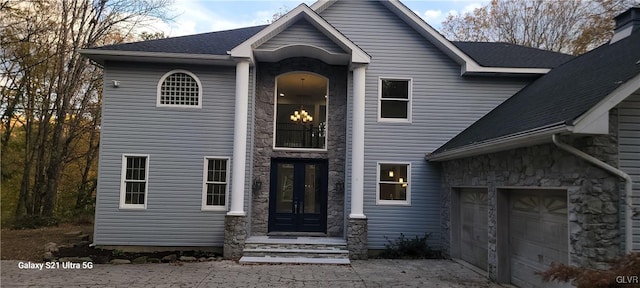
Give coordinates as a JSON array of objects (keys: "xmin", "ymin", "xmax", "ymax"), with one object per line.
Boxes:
[{"xmin": 268, "ymin": 159, "xmax": 328, "ymax": 233}]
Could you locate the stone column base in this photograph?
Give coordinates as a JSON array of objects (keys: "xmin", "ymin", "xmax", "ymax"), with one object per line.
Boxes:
[
  {"xmin": 347, "ymin": 218, "xmax": 368, "ymax": 260},
  {"xmin": 223, "ymin": 215, "xmax": 247, "ymax": 260}
]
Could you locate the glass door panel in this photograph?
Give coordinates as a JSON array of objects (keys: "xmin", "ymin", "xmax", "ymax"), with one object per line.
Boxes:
[{"xmin": 275, "ymin": 163, "xmax": 294, "ymax": 213}]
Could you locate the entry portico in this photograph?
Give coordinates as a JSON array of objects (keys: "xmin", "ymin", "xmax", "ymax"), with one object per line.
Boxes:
[{"xmin": 223, "ymin": 4, "xmax": 371, "ymax": 259}]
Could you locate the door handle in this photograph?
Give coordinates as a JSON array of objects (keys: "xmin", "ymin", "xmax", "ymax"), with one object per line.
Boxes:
[{"xmin": 294, "ymin": 201, "xmax": 298, "ymax": 213}]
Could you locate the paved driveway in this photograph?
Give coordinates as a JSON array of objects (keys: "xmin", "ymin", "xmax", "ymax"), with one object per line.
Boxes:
[{"xmin": 1, "ymin": 259, "xmax": 501, "ymax": 287}]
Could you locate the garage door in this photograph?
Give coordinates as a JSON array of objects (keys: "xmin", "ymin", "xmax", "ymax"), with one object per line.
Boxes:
[
  {"xmin": 509, "ymin": 189, "xmax": 569, "ymax": 288},
  {"xmin": 460, "ymin": 188, "xmax": 488, "ymax": 270}
]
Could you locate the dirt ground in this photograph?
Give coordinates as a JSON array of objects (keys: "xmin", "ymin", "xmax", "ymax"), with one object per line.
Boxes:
[{"xmin": 1, "ymin": 223, "xmax": 93, "ymax": 261}]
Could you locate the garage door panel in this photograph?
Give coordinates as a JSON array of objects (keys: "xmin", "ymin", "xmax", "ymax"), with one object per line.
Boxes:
[
  {"xmin": 509, "ymin": 189, "xmax": 568, "ymax": 288},
  {"xmin": 459, "ymin": 189, "xmax": 488, "ymax": 271}
]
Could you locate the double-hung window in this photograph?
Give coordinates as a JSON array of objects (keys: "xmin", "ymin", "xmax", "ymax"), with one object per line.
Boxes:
[
  {"xmin": 377, "ymin": 163, "xmax": 411, "ymax": 205},
  {"xmin": 379, "ymin": 78, "xmax": 411, "ymax": 121},
  {"xmin": 120, "ymin": 155, "xmax": 149, "ymax": 209},
  {"xmin": 202, "ymin": 158, "xmax": 229, "ymax": 211}
]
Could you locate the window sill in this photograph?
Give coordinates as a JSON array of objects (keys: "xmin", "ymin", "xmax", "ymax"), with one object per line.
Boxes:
[
  {"xmin": 201, "ymin": 206, "xmax": 226, "ymax": 212},
  {"xmin": 377, "ymin": 119, "xmax": 412, "ymax": 124},
  {"xmin": 376, "ymin": 200, "xmax": 411, "ymax": 206},
  {"xmin": 272, "ymin": 147, "xmax": 328, "ymax": 152},
  {"xmin": 118, "ymin": 205, "xmax": 147, "ymax": 210}
]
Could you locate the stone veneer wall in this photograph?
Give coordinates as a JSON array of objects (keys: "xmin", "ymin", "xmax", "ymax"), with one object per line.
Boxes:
[
  {"xmin": 223, "ymin": 215, "xmax": 247, "ymax": 260},
  {"xmin": 347, "ymin": 219, "xmax": 368, "ymax": 259},
  {"xmin": 251, "ymin": 57, "xmax": 348, "ymax": 236},
  {"xmin": 440, "ymin": 112, "xmax": 622, "ymax": 279}
]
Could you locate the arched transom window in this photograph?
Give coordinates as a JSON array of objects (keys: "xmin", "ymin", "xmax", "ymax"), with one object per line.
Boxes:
[{"xmin": 157, "ymin": 70, "xmax": 202, "ymax": 107}]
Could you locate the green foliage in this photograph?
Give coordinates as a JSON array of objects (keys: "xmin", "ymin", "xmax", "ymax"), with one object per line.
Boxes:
[
  {"xmin": 538, "ymin": 252, "xmax": 640, "ymax": 287},
  {"xmin": 12, "ymin": 215, "xmax": 59, "ymax": 230},
  {"xmin": 379, "ymin": 233, "xmax": 442, "ymax": 259},
  {"xmin": 111, "ymin": 249, "xmax": 126, "ymax": 258}
]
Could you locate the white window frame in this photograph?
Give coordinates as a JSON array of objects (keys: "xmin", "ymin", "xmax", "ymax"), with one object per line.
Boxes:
[
  {"xmin": 156, "ymin": 69, "xmax": 203, "ymax": 108},
  {"xmin": 376, "ymin": 162, "xmax": 411, "ymax": 206},
  {"xmin": 119, "ymin": 154, "xmax": 149, "ymax": 210},
  {"xmin": 378, "ymin": 77, "xmax": 412, "ymax": 123},
  {"xmin": 201, "ymin": 157, "xmax": 230, "ymax": 211}
]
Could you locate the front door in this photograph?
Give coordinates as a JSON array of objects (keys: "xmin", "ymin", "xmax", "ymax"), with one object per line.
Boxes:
[{"xmin": 268, "ymin": 159, "xmax": 328, "ymax": 233}]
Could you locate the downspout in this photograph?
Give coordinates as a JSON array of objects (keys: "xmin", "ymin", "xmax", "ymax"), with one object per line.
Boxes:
[{"xmin": 552, "ymin": 134, "xmax": 634, "ymax": 253}]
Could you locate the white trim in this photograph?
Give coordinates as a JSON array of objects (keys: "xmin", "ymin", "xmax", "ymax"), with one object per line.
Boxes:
[
  {"xmin": 273, "ymin": 71, "xmax": 329, "ymax": 151},
  {"xmin": 253, "ymin": 45, "xmax": 351, "ymax": 65},
  {"xmin": 80, "ymin": 49, "xmax": 234, "ymax": 65},
  {"xmin": 202, "ymin": 157, "xmax": 230, "ymax": 212},
  {"xmin": 573, "ymin": 73, "xmax": 640, "ymax": 133},
  {"xmin": 230, "ymin": 4, "xmax": 370, "ymax": 65},
  {"xmin": 378, "ymin": 77, "xmax": 412, "ymax": 123},
  {"xmin": 156, "ymin": 69, "xmax": 203, "ymax": 108},
  {"xmin": 376, "ymin": 162, "xmax": 412, "ymax": 206},
  {"xmin": 426, "ymin": 123, "xmax": 569, "ymax": 161},
  {"xmin": 119, "ymin": 154, "xmax": 149, "ymax": 210}
]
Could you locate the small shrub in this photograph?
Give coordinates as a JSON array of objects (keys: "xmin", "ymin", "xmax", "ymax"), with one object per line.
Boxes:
[
  {"xmin": 378, "ymin": 233, "xmax": 442, "ymax": 259},
  {"xmin": 538, "ymin": 252, "xmax": 640, "ymax": 288},
  {"xmin": 111, "ymin": 249, "xmax": 125, "ymax": 257},
  {"xmin": 12, "ymin": 215, "xmax": 59, "ymax": 229}
]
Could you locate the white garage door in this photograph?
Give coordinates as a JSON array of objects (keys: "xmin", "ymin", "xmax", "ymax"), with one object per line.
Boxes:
[
  {"xmin": 460, "ymin": 188, "xmax": 488, "ymax": 270},
  {"xmin": 509, "ymin": 189, "xmax": 569, "ymax": 288}
]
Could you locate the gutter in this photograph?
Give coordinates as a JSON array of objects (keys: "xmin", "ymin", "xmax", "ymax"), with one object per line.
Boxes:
[
  {"xmin": 552, "ymin": 134, "xmax": 634, "ymax": 253},
  {"xmin": 426, "ymin": 122, "xmax": 569, "ymax": 161},
  {"xmin": 79, "ymin": 49, "xmax": 234, "ymax": 65}
]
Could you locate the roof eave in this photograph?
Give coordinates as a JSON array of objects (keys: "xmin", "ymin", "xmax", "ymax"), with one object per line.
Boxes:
[
  {"xmin": 426, "ymin": 123, "xmax": 570, "ymax": 161},
  {"xmin": 79, "ymin": 49, "xmax": 234, "ymax": 66},
  {"xmin": 572, "ymin": 72, "xmax": 640, "ymax": 132},
  {"xmin": 462, "ymin": 62, "xmax": 551, "ymax": 76}
]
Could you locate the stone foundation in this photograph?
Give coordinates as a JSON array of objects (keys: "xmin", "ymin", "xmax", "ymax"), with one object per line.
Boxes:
[
  {"xmin": 223, "ymin": 215, "xmax": 247, "ymax": 260},
  {"xmin": 347, "ymin": 218, "xmax": 368, "ymax": 260}
]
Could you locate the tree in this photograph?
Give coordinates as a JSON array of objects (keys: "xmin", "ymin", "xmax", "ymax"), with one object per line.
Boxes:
[
  {"xmin": 441, "ymin": 0, "xmax": 638, "ymax": 55},
  {"xmin": 139, "ymin": 31, "xmax": 167, "ymax": 41},
  {"xmin": 1, "ymin": 0, "xmax": 172, "ymax": 226},
  {"xmin": 268, "ymin": 6, "xmax": 290, "ymax": 23}
]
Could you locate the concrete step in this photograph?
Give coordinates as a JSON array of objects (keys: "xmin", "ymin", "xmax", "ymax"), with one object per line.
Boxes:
[
  {"xmin": 239, "ymin": 256, "xmax": 350, "ymax": 265},
  {"xmin": 243, "ymin": 248, "xmax": 348, "ymax": 259},
  {"xmin": 241, "ymin": 236, "xmax": 350, "ymax": 264}
]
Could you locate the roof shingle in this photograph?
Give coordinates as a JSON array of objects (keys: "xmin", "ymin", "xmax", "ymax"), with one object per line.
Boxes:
[
  {"xmin": 452, "ymin": 41, "xmax": 574, "ymax": 68},
  {"xmin": 433, "ymin": 32, "xmax": 640, "ymax": 155},
  {"xmin": 92, "ymin": 25, "xmax": 267, "ymax": 55}
]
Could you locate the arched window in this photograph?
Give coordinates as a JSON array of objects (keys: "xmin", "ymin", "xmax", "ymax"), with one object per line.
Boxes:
[{"xmin": 157, "ymin": 70, "xmax": 202, "ymax": 107}]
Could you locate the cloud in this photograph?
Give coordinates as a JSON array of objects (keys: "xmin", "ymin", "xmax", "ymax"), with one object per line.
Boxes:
[
  {"xmin": 462, "ymin": 2, "xmax": 483, "ymax": 14},
  {"xmin": 423, "ymin": 9, "xmax": 443, "ymax": 23}
]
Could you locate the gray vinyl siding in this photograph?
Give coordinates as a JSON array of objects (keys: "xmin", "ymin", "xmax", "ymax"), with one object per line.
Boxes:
[
  {"xmin": 95, "ymin": 62, "xmax": 238, "ymax": 247},
  {"xmin": 257, "ymin": 18, "xmax": 344, "ymax": 54},
  {"xmin": 619, "ymin": 91, "xmax": 640, "ymax": 251},
  {"xmin": 321, "ymin": 1, "xmax": 531, "ymax": 249}
]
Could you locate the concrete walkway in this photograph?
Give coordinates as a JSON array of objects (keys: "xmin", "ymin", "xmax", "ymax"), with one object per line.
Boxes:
[{"xmin": 1, "ymin": 259, "xmax": 501, "ymax": 287}]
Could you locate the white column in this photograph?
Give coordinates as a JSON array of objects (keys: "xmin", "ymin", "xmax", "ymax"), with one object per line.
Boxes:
[
  {"xmin": 228, "ymin": 60, "xmax": 250, "ymax": 216},
  {"xmin": 350, "ymin": 65, "xmax": 366, "ymax": 219}
]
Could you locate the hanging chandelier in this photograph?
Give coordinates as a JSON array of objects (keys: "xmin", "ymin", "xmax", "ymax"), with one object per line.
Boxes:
[{"xmin": 290, "ymin": 107, "xmax": 313, "ymax": 123}]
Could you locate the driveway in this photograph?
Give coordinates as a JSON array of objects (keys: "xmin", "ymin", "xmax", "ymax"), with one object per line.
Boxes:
[{"xmin": 1, "ymin": 259, "xmax": 501, "ymax": 287}]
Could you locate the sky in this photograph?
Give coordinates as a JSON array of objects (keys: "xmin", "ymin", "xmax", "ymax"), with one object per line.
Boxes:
[{"xmin": 146, "ymin": 0, "xmax": 488, "ymax": 37}]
